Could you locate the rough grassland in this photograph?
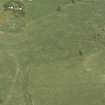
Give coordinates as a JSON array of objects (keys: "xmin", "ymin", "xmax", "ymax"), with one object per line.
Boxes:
[{"xmin": 0, "ymin": 0, "xmax": 105, "ymax": 105}]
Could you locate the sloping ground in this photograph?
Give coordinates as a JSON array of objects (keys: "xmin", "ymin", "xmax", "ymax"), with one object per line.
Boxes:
[{"xmin": 0, "ymin": 0, "xmax": 105, "ymax": 105}]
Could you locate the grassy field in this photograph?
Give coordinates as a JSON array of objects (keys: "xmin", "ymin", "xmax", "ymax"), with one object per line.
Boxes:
[{"xmin": 0, "ymin": 0, "xmax": 105, "ymax": 105}]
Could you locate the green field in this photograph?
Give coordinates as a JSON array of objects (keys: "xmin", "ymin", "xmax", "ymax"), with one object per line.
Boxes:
[{"xmin": 0, "ymin": 0, "xmax": 105, "ymax": 105}]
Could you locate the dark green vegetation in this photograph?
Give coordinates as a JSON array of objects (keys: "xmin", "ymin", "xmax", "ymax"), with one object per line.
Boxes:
[
  {"xmin": 71, "ymin": 0, "xmax": 75, "ymax": 3},
  {"xmin": 56, "ymin": 6, "xmax": 62, "ymax": 12},
  {"xmin": 0, "ymin": 0, "xmax": 105, "ymax": 105},
  {"xmin": 0, "ymin": 99, "xmax": 3, "ymax": 104}
]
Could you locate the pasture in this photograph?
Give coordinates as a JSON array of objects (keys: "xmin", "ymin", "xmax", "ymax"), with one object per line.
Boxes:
[{"xmin": 0, "ymin": 0, "xmax": 105, "ymax": 105}]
